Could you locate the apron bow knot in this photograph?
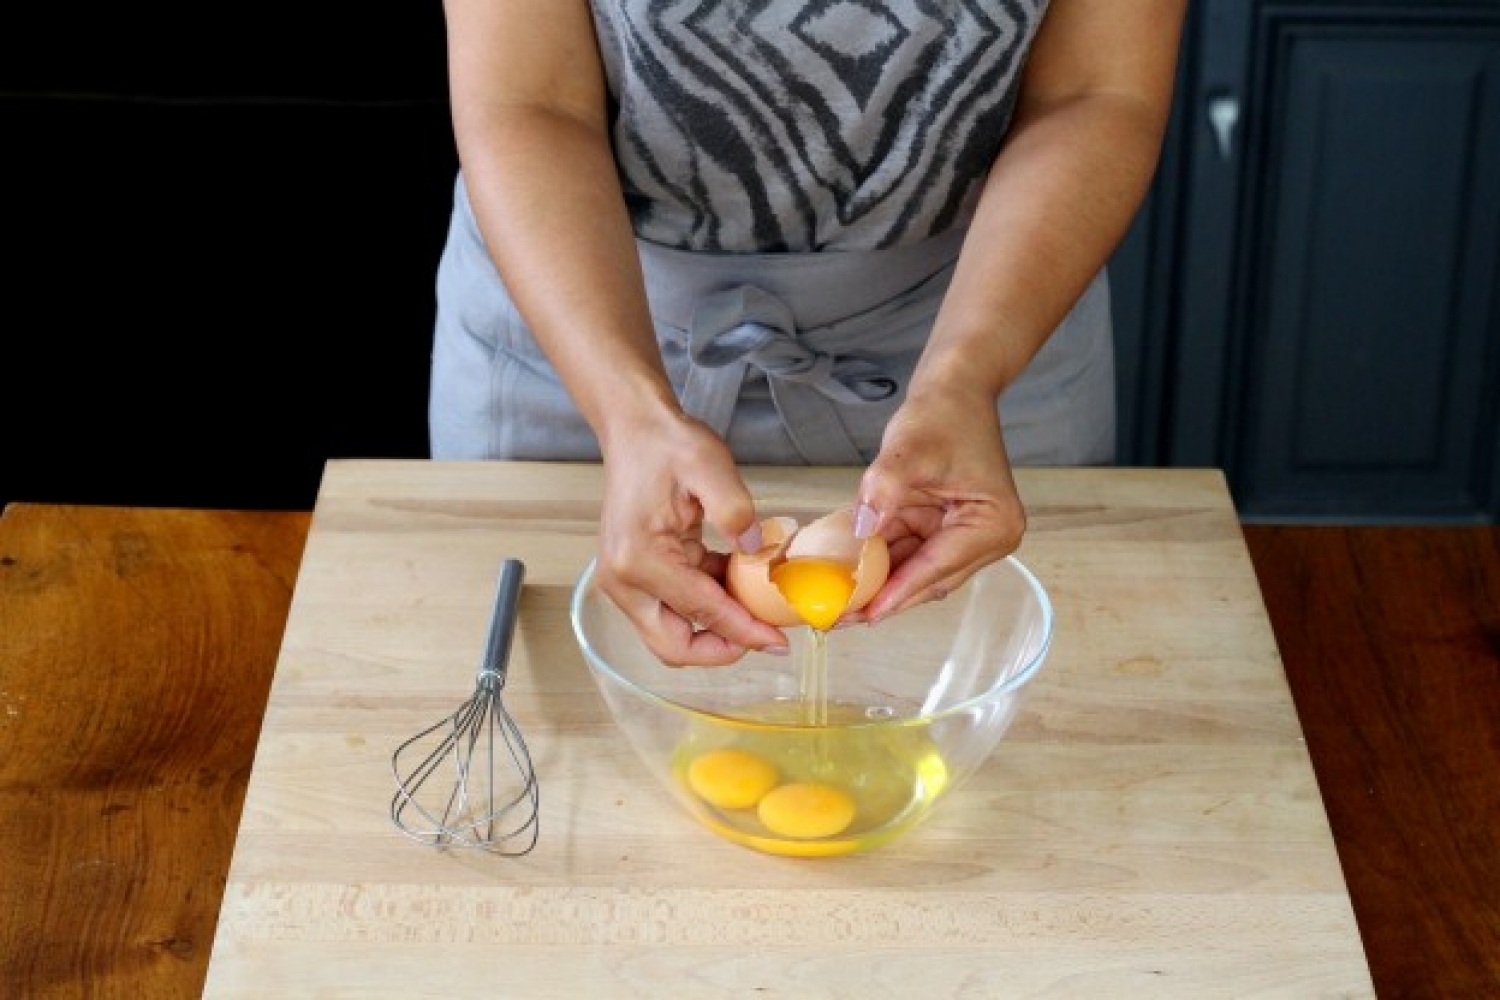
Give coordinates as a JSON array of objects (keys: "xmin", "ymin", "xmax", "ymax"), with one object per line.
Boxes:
[{"xmin": 681, "ymin": 285, "xmax": 898, "ymax": 464}]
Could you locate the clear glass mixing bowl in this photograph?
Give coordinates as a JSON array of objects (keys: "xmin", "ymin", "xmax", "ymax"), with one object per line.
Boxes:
[{"xmin": 570, "ymin": 554, "xmax": 1053, "ymax": 857}]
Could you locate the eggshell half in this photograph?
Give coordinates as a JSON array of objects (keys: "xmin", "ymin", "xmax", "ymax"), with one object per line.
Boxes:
[{"xmin": 726, "ymin": 507, "xmax": 890, "ymax": 628}]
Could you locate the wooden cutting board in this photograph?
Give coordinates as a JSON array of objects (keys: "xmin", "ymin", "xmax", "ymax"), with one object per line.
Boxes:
[{"xmin": 203, "ymin": 460, "xmax": 1374, "ymax": 998}]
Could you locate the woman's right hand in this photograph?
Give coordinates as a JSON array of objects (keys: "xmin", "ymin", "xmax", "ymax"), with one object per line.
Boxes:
[
  {"xmin": 445, "ymin": 2, "xmax": 782, "ymax": 665},
  {"xmin": 593, "ymin": 410, "xmax": 790, "ymax": 668}
]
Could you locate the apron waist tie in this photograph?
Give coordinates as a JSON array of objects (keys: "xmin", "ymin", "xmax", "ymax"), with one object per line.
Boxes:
[{"xmin": 680, "ymin": 285, "xmax": 898, "ymax": 465}]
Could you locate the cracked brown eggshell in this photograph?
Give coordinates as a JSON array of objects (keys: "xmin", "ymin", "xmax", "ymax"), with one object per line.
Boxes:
[{"xmin": 725, "ymin": 507, "xmax": 890, "ymax": 627}]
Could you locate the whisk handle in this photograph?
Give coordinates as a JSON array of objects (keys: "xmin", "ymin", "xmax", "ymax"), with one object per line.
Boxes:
[{"xmin": 481, "ymin": 558, "xmax": 527, "ymax": 680}]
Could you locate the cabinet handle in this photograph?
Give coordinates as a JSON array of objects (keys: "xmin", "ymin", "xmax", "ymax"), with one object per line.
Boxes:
[{"xmin": 1208, "ymin": 93, "xmax": 1240, "ymax": 161}]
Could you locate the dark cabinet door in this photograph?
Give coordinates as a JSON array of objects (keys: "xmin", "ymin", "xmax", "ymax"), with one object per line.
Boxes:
[
  {"xmin": 1115, "ymin": 1, "xmax": 1500, "ymax": 522},
  {"xmin": 1241, "ymin": 17, "xmax": 1500, "ymax": 520}
]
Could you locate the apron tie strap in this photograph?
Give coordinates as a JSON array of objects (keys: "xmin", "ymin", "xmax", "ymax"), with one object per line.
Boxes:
[{"xmin": 679, "ymin": 285, "xmax": 898, "ymax": 464}]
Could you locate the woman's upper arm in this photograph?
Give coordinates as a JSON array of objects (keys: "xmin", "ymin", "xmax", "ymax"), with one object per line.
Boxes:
[
  {"xmin": 1020, "ymin": 0, "xmax": 1188, "ymax": 120},
  {"xmin": 443, "ymin": 0, "xmax": 608, "ymax": 130}
]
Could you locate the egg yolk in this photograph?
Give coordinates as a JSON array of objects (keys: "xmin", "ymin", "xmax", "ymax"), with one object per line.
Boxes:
[
  {"xmin": 757, "ymin": 782, "xmax": 857, "ymax": 839},
  {"xmin": 770, "ymin": 557, "xmax": 857, "ymax": 631},
  {"xmin": 687, "ymin": 749, "xmax": 779, "ymax": 810}
]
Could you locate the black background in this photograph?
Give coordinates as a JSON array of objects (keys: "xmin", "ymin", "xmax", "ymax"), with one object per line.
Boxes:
[{"xmin": 2, "ymin": 3, "xmax": 458, "ymax": 509}]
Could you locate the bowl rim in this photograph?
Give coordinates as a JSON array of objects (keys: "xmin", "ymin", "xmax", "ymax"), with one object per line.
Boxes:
[{"xmin": 569, "ymin": 553, "xmax": 1054, "ymax": 728}]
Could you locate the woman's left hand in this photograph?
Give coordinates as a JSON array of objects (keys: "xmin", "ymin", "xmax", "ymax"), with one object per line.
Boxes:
[{"xmin": 849, "ymin": 385, "xmax": 1025, "ymax": 623}]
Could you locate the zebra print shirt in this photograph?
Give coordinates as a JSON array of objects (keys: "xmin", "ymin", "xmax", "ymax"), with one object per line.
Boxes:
[{"xmin": 589, "ymin": 0, "xmax": 1050, "ymax": 253}]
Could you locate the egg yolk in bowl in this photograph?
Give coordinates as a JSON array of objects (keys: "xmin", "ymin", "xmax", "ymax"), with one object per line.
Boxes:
[
  {"xmin": 756, "ymin": 782, "xmax": 856, "ymax": 839},
  {"xmin": 686, "ymin": 748, "xmax": 779, "ymax": 810}
]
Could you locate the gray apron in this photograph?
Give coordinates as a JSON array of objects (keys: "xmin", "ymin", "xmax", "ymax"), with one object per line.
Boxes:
[{"xmin": 430, "ymin": 175, "xmax": 1115, "ymax": 466}]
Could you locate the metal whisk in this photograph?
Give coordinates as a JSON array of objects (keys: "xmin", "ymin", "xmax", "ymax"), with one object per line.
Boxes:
[{"xmin": 390, "ymin": 558, "xmax": 540, "ymax": 855}]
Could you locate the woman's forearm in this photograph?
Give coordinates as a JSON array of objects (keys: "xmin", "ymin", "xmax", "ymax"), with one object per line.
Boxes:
[
  {"xmin": 444, "ymin": 0, "xmax": 681, "ymax": 458},
  {"xmin": 454, "ymin": 107, "xmax": 683, "ymax": 456},
  {"xmin": 909, "ymin": 0, "xmax": 1186, "ymax": 407},
  {"xmin": 909, "ymin": 92, "xmax": 1170, "ymax": 403}
]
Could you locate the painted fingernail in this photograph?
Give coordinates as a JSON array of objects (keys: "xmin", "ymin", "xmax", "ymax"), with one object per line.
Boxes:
[
  {"xmin": 736, "ymin": 523, "xmax": 763, "ymax": 553},
  {"xmin": 853, "ymin": 502, "xmax": 879, "ymax": 539}
]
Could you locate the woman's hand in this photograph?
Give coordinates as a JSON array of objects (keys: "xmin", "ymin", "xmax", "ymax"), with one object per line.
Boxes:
[
  {"xmin": 593, "ymin": 411, "xmax": 790, "ymax": 667},
  {"xmin": 446, "ymin": 2, "xmax": 786, "ymax": 666},
  {"xmin": 845, "ymin": 0, "xmax": 1186, "ymax": 623},
  {"xmin": 851, "ymin": 385, "xmax": 1025, "ymax": 623}
]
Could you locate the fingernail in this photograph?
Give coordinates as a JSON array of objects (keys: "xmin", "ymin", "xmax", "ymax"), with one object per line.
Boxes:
[
  {"xmin": 736, "ymin": 523, "xmax": 763, "ymax": 553},
  {"xmin": 761, "ymin": 644, "xmax": 790, "ymax": 657},
  {"xmin": 853, "ymin": 503, "xmax": 879, "ymax": 539}
]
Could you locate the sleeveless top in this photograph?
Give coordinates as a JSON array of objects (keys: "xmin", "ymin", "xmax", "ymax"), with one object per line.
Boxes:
[
  {"xmin": 430, "ymin": 0, "xmax": 1116, "ymax": 467},
  {"xmin": 588, "ymin": 0, "xmax": 1051, "ymax": 252}
]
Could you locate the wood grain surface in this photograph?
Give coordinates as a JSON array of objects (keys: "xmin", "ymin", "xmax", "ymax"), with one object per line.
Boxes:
[
  {"xmin": 0, "ymin": 505, "xmax": 309, "ymax": 998},
  {"xmin": 10, "ymin": 470, "xmax": 1493, "ymax": 997},
  {"xmin": 199, "ymin": 461, "xmax": 1370, "ymax": 998},
  {"xmin": 1243, "ymin": 525, "xmax": 1500, "ymax": 998}
]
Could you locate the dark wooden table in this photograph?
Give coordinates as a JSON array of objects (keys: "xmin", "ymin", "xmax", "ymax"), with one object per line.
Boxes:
[
  {"xmin": 1, "ymin": 503, "xmax": 1497, "ymax": 998},
  {"xmin": 1244, "ymin": 525, "xmax": 1500, "ymax": 998}
]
